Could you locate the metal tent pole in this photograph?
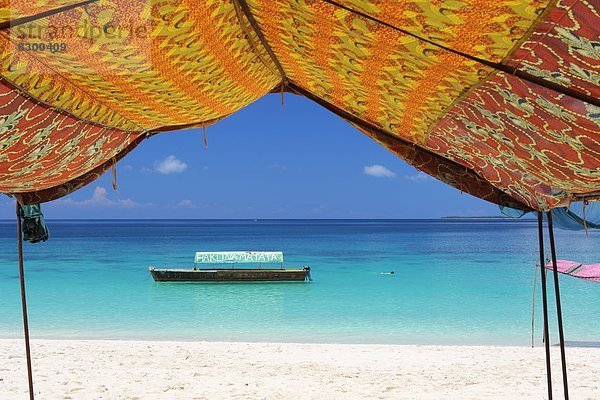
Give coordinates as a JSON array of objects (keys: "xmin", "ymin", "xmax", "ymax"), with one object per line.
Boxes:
[
  {"xmin": 531, "ymin": 262, "xmax": 538, "ymax": 348},
  {"xmin": 537, "ymin": 212, "xmax": 553, "ymax": 400},
  {"xmin": 16, "ymin": 202, "xmax": 35, "ymax": 400},
  {"xmin": 546, "ymin": 211, "xmax": 569, "ymax": 400}
]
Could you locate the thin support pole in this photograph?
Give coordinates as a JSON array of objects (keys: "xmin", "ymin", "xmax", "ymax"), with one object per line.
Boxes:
[
  {"xmin": 16, "ymin": 202, "xmax": 35, "ymax": 400},
  {"xmin": 547, "ymin": 211, "xmax": 569, "ymax": 400},
  {"xmin": 531, "ymin": 262, "xmax": 538, "ymax": 348},
  {"xmin": 537, "ymin": 212, "xmax": 552, "ymax": 400}
]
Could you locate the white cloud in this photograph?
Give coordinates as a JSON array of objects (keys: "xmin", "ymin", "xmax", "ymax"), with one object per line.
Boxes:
[
  {"xmin": 55, "ymin": 186, "xmax": 152, "ymax": 208},
  {"xmin": 268, "ymin": 164, "xmax": 288, "ymax": 171},
  {"xmin": 0, "ymin": 196, "xmax": 14, "ymax": 206},
  {"xmin": 174, "ymin": 199, "xmax": 210, "ymax": 210},
  {"xmin": 310, "ymin": 204, "xmax": 327, "ymax": 213},
  {"xmin": 404, "ymin": 171, "xmax": 432, "ymax": 182},
  {"xmin": 274, "ymin": 205, "xmax": 292, "ymax": 214},
  {"xmin": 155, "ymin": 155, "xmax": 188, "ymax": 174},
  {"xmin": 363, "ymin": 164, "xmax": 395, "ymax": 178},
  {"xmin": 177, "ymin": 199, "xmax": 193, "ymax": 208}
]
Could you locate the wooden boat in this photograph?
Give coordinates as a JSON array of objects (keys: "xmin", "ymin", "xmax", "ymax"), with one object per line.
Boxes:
[{"xmin": 149, "ymin": 251, "xmax": 311, "ymax": 282}]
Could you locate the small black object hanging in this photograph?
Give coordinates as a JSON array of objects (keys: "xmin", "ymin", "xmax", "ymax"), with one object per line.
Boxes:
[
  {"xmin": 19, "ymin": 204, "xmax": 49, "ymax": 243},
  {"xmin": 112, "ymin": 158, "xmax": 118, "ymax": 191}
]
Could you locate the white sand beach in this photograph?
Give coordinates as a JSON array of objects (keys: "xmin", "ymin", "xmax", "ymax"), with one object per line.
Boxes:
[{"xmin": 1, "ymin": 339, "xmax": 599, "ymax": 399}]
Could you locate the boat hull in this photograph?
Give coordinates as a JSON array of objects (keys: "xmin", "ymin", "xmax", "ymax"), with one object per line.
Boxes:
[{"xmin": 149, "ymin": 267, "xmax": 309, "ymax": 282}]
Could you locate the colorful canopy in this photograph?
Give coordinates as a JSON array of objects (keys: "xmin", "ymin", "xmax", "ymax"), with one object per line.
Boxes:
[{"xmin": 0, "ymin": 0, "xmax": 598, "ymax": 210}]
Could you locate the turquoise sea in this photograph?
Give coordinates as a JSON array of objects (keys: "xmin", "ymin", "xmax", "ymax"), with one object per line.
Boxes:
[{"xmin": 0, "ymin": 219, "xmax": 598, "ymax": 345}]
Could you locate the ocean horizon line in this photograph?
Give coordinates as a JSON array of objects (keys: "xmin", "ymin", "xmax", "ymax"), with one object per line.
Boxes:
[{"xmin": 0, "ymin": 217, "xmax": 536, "ymax": 222}]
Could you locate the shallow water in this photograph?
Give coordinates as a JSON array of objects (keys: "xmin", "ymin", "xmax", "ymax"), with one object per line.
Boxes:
[{"xmin": 0, "ymin": 219, "xmax": 598, "ymax": 345}]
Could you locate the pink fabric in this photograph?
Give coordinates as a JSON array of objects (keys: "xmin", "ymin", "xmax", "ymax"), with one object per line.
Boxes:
[
  {"xmin": 545, "ymin": 260, "xmax": 581, "ymax": 273},
  {"xmin": 545, "ymin": 260, "xmax": 600, "ymax": 283},
  {"xmin": 578, "ymin": 264, "xmax": 600, "ymax": 283}
]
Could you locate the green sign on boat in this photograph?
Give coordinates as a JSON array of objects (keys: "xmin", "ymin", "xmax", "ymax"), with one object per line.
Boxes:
[{"xmin": 194, "ymin": 251, "xmax": 284, "ymax": 264}]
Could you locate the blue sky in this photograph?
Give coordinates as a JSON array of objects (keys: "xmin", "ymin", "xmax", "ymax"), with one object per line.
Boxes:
[{"xmin": 1, "ymin": 93, "xmax": 503, "ymax": 219}]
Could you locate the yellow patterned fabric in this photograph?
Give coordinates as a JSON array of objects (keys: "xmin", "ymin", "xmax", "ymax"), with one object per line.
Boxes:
[
  {"xmin": 0, "ymin": 0, "xmax": 598, "ymax": 210},
  {"xmin": 0, "ymin": 0, "xmax": 279, "ymax": 130},
  {"xmin": 0, "ymin": 1, "xmax": 81, "ymax": 23},
  {"xmin": 333, "ymin": 0, "xmax": 549, "ymax": 62},
  {"xmin": 250, "ymin": 0, "xmax": 546, "ymax": 143}
]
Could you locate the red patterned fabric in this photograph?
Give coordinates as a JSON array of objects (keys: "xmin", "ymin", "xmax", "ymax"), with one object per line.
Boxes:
[
  {"xmin": 0, "ymin": 78, "xmax": 144, "ymax": 196},
  {"xmin": 427, "ymin": 73, "xmax": 599, "ymax": 210},
  {"xmin": 365, "ymin": 128, "xmax": 531, "ymax": 210}
]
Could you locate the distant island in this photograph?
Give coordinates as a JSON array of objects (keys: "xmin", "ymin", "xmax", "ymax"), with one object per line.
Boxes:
[{"xmin": 442, "ymin": 216, "xmax": 514, "ymax": 219}]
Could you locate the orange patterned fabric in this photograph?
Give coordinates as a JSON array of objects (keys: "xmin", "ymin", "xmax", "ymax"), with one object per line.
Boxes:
[{"xmin": 0, "ymin": 0, "xmax": 597, "ymax": 210}]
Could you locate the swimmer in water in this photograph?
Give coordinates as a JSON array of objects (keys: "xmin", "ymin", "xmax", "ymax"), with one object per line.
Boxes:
[{"xmin": 380, "ymin": 271, "xmax": 395, "ymax": 275}]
